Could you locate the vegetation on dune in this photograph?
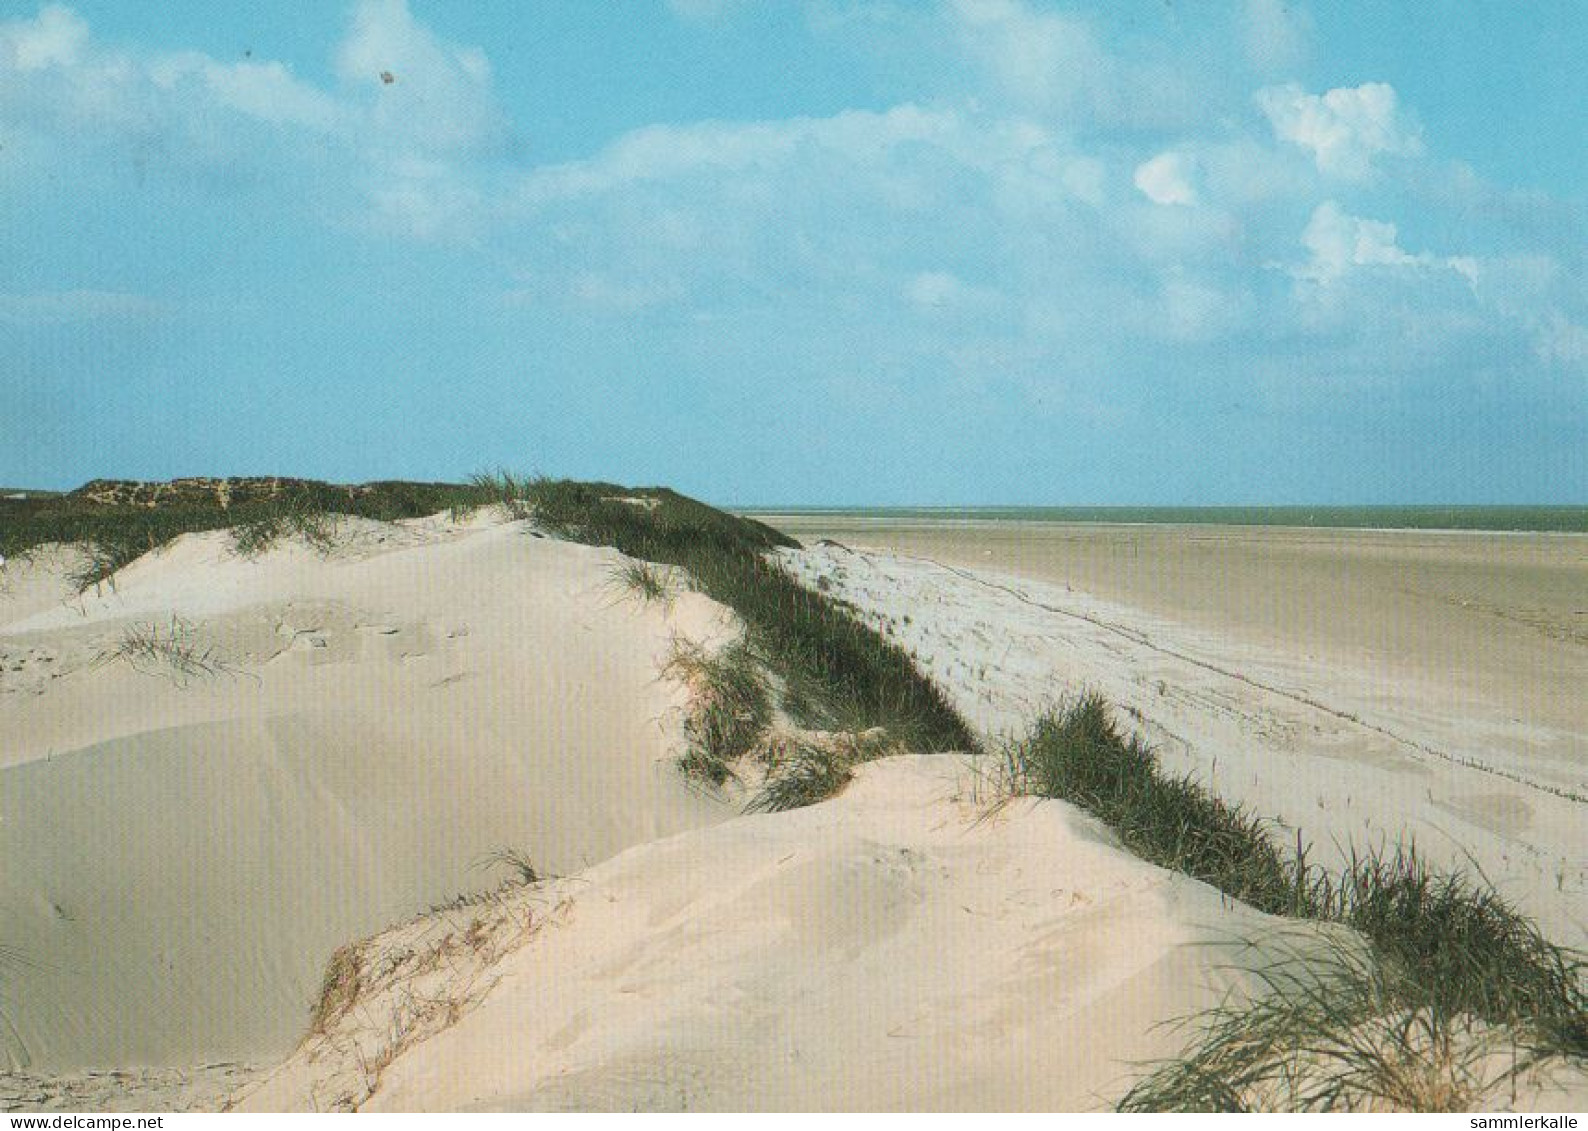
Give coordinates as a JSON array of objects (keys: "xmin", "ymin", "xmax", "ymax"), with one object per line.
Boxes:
[
  {"xmin": 95, "ymin": 616, "xmax": 234, "ymax": 686},
  {"xmin": 999, "ymin": 694, "xmax": 1588, "ymax": 1111},
  {"xmin": 663, "ymin": 637, "xmax": 774, "ymax": 787},
  {"xmin": 0, "ymin": 479, "xmax": 467, "ymax": 590},
  {"xmin": 606, "ymin": 558, "xmax": 679, "ymax": 608},
  {"xmin": 0, "ymin": 469, "xmax": 974, "ymax": 759},
  {"xmin": 228, "ymin": 493, "xmax": 339, "ymax": 558},
  {"xmin": 747, "ymin": 728, "xmax": 901, "ymax": 814},
  {"xmin": 462, "ymin": 471, "xmax": 977, "ymax": 756}
]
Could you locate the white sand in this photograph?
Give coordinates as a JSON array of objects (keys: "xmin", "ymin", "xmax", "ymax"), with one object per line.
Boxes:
[
  {"xmin": 6, "ymin": 515, "xmax": 1584, "ymax": 1111},
  {"xmin": 774, "ymin": 541, "xmax": 1588, "ymax": 948},
  {"xmin": 0, "ymin": 514, "xmax": 736, "ymax": 1071},
  {"xmin": 236, "ymin": 755, "xmax": 1328, "ymax": 1112}
]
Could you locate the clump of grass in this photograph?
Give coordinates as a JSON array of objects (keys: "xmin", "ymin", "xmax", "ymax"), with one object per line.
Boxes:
[
  {"xmin": 229, "ymin": 493, "xmax": 338, "ymax": 558},
  {"xmin": 1000, "ymin": 692, "xmax": 1308, "ymax": 915},
  {"xmin": 68, "ymin": 529, "xmax": 159, "ymax": 592},
  {"xmin": 465, "ymin": 469, "xmax": 536, "ymax": 521},
  {"xmin": 664, "ymin": 637, "xmax": 772, "ymax": 787},
  {"xmin": 607, "ymin": 558, "xmax": 677, "ymax": 608},
  {"xmin": 310, "ymin": 942, "xmax": 366, "ymax": 1035},
  {"xmin": 1121, "ymin": 933, "xmax": 1573, "ymax": 1112},
  {"xmin": 480, "ymin": 847, "xmax": 541, "ymax": 887},
  {"xmin": 493, "ymin": 475, "xmax": 973, "ymax": 751},
  {"xmin": 2, "ymin": 477, "xmax": 483, "ymax": 591},
  {"xmin": 95, "ymin": 616, "xmax": 232, "ymax": 686},
  {"xmin": 747, "ymin": 728, "xmax": 899, "ymax": 813},
  {"xmin": 1000, "ymin": 695, "xmax": 1588, "ymax": 1110}
]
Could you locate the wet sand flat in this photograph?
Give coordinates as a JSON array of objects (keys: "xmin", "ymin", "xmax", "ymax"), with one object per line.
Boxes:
[{"xmin": 754, "ymin": 517, "xmax": 1588, "ymax": 759}]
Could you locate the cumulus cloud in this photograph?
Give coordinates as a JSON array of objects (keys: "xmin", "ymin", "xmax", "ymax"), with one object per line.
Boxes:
[
  {"xmin": 1297, "ymin": 201, "xmax": 1476, "ymax": 285},
  {"xmin": 5, "ymin": 0, "xmax": 1580, "ymax": 416},
  {"xmin": 336, "ymin": 0, "xmax": 503, "ymax": 156},
  {"xmin": 1257, "ymin": 81, "xmax": 1421, "ymax": 178},
  {"xmin": 2, "ymin": 3, "xmax": 87, "ymax": 70},
  {"xmin": 0, "ymin": 2, "xmax": 506, "ymax": 238},
  {"xmin": 1133, "ymin": 152, "xmax": 1197, "ymax": 206}
]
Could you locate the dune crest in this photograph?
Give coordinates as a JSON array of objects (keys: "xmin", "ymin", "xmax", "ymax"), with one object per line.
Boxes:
[
  {"xmin": 0, "ymin": 513, "xmax": 737, "ymax": 1071},
  {"xmin": 237, "ymin": 755, "xmax": 1318, "ymax": 1112}
]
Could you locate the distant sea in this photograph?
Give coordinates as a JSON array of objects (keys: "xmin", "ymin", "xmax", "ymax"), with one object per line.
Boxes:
[{"xmin": 736, "ymin": 505, "xmax": 1588, "ymax": 534}]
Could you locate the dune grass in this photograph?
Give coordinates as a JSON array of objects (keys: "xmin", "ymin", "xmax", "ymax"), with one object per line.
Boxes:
[
  {"xmin": 747, "ymin": 728, "xmax": 900, "ymax": 813},
  {"xmin": 606, "ymin": 559, "xmax": 678, "ymax": 608},
  {"xmin": 1000, "ymin": 694, "xmax": 1588, "ymax": 1110},
  {"xmin": 2, "ymin": 470, "xmax": 974, "ymax": 757},
  {"xmin": 94, "ymin": 616, "xmax": 233, "ymax": 686},
  {"xmin": 1, "ymin": 479, "xmax": 468, "ymax": 592},
  {"xmin": 461, "ymin": 471, "xmax": 977, "ymax": 756},
  {"xmin": 229, "ymin": 493, "xmax": 338, "ymax": 558},
  {"xmin": 1119, "ymin": 932, "xmax": 1565, "ymax": 1113},
  {"xmin": 663, "ymin": 637, "xmax": 773, "ymax": 786}
]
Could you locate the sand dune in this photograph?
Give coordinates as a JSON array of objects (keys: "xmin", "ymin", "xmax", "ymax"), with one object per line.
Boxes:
[
  {"xmin": 0, "ymin": 514, "xmax": 736, "ymax": 1071},
  {"xmin": 236, "ymin": 755, "xmax": 1327, "ymax": 1112},
  {"xmin": 773, "ymin": 538, "xmax": 1588, "ymax": 948},
  {"xmin": 5, "ymin": 510, "xmax": 1584, "ymax": 1111}
]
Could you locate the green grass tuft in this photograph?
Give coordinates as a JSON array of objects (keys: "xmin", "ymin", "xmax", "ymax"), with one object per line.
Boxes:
[
  {"xmin": 1000, "ymin": 692, "xmax": 1309, "ymax": 916},
  {"xmin": 746, "ymin": 729, "xmax": 898, "ymax": 813},
  {"xmin": 607, "ymin": 558, "xmax": 677, "ymax": 608},
  {"xmin": 1000, "ymin": 694, "xmax": 1588, "ymax": 1110},
  {"xmin": 95, "ymin": 616, "xmax": 233, "ymax": 686},
  {"xmin": 664, "ymin": 637, "xmax": 773, "ymax": 787},
  {"xmin": 1120, "ymin": 932, "xmax": 1578, "ymax": 1112},
  {"xmin": 229, "ymin": 493, "xmax": 338, "ymax": 558}
]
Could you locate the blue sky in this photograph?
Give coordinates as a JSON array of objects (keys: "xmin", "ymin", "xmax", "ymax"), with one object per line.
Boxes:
[{"xmin": 1, "ymin": 0, "xmax": 1583, "ymax": 503}]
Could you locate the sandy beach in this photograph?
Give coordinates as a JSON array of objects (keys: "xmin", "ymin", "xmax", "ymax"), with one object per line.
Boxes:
[
  {"xmin": 3, "ymin": 500, "xmax": 1585, "ymax": 1112},
  {"xmin": 758, "ymin": 516, "xmax": 1588, "ymax": 944}
]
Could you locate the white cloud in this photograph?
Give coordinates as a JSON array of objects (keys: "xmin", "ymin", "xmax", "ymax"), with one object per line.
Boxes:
[
  {"xmin": 513, "ymin": 104, "xmax": 1096, "ymax": 211},
  {"xmin": 1297, "ymin": 201, "xmax": 1475, "ymax": 285},
  {"xmin": 336, "ymin": 0, "xmax": 504, "ymax": 156},
  {"xmin": 0, "ymin": 2, "xmax": 508, "ymax": 239},
  {"xmin": 949, "ymin": 0, "xmax": 1107, "ymax": 113},
  {"xmin": 0, "ymin": 289, "xmax": 170, "ymax": 324},
  {"xmin": 1, "ymin": 4, "xmax": 88, "ymax": 71},
  {"xmin": 1257, "ymin": 82, "xmax": 1421, "ymax": 178},
  {"xmin": 1133, "ymin": 152, "xmax": 1197, "ymax": 206},
  {"xmin": 1240, "ymin": 0, "xmax": 1312, "ymax": 73}
]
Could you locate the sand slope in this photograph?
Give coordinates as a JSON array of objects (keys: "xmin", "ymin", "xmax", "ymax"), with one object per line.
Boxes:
[
  {"xmin": 237, "ymin": 755, "xmax": 1323, "ymax": 1112},
  {"xmin": 0, "ymin": 515, "xmax": 735, "ymax": 1071},
  {"xmin": 775, "ymin": 542, "xmax": 1588, "ymax": 948}
]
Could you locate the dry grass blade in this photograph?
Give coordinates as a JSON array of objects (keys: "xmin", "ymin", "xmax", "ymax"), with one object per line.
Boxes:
[{"xmin": 95, "ymin": 616, "xmax": 234, "ymax": 686}]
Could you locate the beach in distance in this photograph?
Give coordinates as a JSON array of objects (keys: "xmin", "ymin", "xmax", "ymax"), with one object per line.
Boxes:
[
  {"xmin": 747, "ymin": 511, "xmax": 1588, "ymax": 765},
  {"xmin": 753, "ymin": 511, "xmax": 1588, "ymax": 941}
]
